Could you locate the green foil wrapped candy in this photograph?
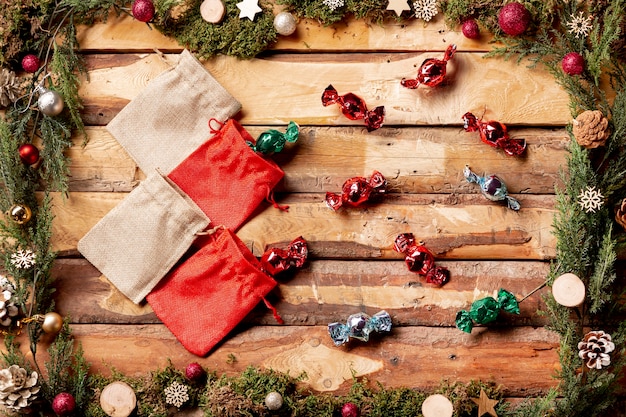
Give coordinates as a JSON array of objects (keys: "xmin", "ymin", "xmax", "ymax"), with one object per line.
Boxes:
[
  {"xmin": 249, "ymin": 121, "xmax": 299, "ymax": 154},
  {"xmin": 455, "ymin": 310, "xmax": 473, "ymax": 333},
  {"xmin": 497, "ymin": 288, "xmax": 520, "ymax": 315},
  {"xmin": 469, "ymin": 296, "xmax": 500, "ymax": 324}
]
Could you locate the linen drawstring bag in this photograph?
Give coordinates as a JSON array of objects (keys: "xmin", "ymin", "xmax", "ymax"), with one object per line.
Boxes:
[
  {"xmin": 106, "ymin": 49, "xmax": 241, "ymax": 175},
  {"xmin": 167, "ymin": 118, "xmax": 287, "ymax": 231},
  {"xmin": 77, "ymin": 172, "xmax": 210, "ymax": 304},
  {"xmin": 146, "ymin": 227, "xmax": 280, "ymax": 356}
]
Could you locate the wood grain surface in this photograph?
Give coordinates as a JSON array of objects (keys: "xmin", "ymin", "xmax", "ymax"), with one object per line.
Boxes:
[{"xmin": 42, "ymin": 9, "xmax": 584, "ymax": 407}]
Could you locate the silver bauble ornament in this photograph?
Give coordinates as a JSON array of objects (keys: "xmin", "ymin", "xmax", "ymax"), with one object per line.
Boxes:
[
  {"xmin": 264, "ymin": 391, "xmax": 283, "ymax": 410},
  {"xmin": 273, "ymin": 12, "xmax": 297, "ymax": 36},
  {"xmin": 37, "ymin": 88, "xmax": 64, "ymax": 116}
]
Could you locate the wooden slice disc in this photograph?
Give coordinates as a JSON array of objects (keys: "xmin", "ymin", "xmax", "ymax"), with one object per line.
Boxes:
[
  {"xmin": 552, "ymin": 273, "xmax": 585, "ymax": 307},
  {"xmin": 100, "ymin": 381, "xmax": 137, "ymax": 417},
  {"xmin": 421, "ymin": 394, "xmax": 453, "ymax": 417},
  {"xmin": 200, "ymin": 0, "xmax": 226, "ymax": 23}
]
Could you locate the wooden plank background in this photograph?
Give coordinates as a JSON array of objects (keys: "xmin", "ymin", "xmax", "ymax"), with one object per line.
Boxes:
[{"xmin": 30, "ymin": 10, "xmax": 586, "ymax": 409}]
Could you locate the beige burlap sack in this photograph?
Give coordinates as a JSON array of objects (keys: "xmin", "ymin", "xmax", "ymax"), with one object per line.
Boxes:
[
  {"xmin": 77, "ymin": 172, "xmax": 210, "ymax": 304},
  {"xmin": 107, "ymin": 49, "xmax": 241, "ymax": 175}
]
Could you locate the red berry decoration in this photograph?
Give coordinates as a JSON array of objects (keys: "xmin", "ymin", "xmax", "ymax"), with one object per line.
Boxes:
[
  {"xmin": 341, "ymin": 402, "xmax": 360, "ymax": 417},
  {"xmin": 52, "ymin": 392, "xmax": 76, "ymax": 416},
  {"xmin": 132, "ymin": 0, "xmax": 155, "ymax": 22},
  {"xmin": 21, "ymin": 54, "xmax": 40, "ymax": 73},
  {"xmin": 498, "ymin": 2, "xmax": 531, "ymax": 36},
  {"xmin": 18, "ymin": 143, "xmax": 40, "ymax": 166},
  {"xmin": 562, "ymin": 52, "xmax": 585, "ymax": 76},
  {"xmin": 462, "ymin": 19, "xmax": 480, "ymax": 39},
  {"xmin": 185, "ymin": 362, "xmax": 206, "ymax": 381}
]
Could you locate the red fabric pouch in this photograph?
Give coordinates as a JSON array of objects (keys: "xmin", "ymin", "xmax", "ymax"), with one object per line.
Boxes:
[
  {"xmin": 167, "ymin": 118, "xmax": 286, "ymax": 232},
  {"xmin": 146, "ymin": 227, "xmax": 279, "ymax": 356}
]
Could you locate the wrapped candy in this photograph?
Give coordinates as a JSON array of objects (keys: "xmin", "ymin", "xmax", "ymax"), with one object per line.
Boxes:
[
  {"xmin": 259, "ymin": 236, "xmax": 308, "ymax": 276},
  {"xmin": 393, "ymin": 233, "xmax": 449, "ymax": 286},
  {"xmin": 247, "ymin": 121, "xmax": 299, "ymax": 155},
  {"xmin": 455, "ymin": 288, "xmax": 520, "ymax": 333},
  {"xmin": 328, "ymin": 311, "xmax": 392, "ymax": 346},
  {"xmin": 462, "ymin": 112, "xmax": 526, "ymax": 156},
  {"xmin": 325, "ymin": 171, "xmax": 387, "ymax": 210},
  {"xmin": 321, "ymin": 85, "xmax": 385, "ymax": 132},
  {"xmin": 464, "ymin": 165, "xmax": 520, "ymax": 211},
  {"xmin": 401, "ymin": 44, "xmax": 457, "ymax": 89}
]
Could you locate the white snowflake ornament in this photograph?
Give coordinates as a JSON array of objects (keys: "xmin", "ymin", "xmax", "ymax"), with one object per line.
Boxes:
[
  {"xmin": 164, "ymin": 381, "xmax": 189, "ymax": 408},
  {"xmin": 322, "ymin": 0, "xmax": 344, "ymax": 11},
  {"xmin": 566, "ymin": 11, "xmax": 593, "ymax": 39},
  {"xmin": 10, "ymin": 249, "xmax": 36, "ymax": 269},
  {"xmin": 412, "ymin": 0, "xmax": 438, "ymax": 22},
  {"xmin": 578, "ymin": 186, "xmax": 604, "ymax": 213}
]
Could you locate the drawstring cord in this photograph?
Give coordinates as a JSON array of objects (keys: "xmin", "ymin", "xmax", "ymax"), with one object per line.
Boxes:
[
  {"xmin": 266, "ymin": 189, "xmax": 289, "ymax": 211},
  {"xmin": 208, "ymin": 118, "xmax": 225, "ymax": 135},
  {"xmin": 262, "ymin": 297, "xmax": 284, "ymax": 324}
]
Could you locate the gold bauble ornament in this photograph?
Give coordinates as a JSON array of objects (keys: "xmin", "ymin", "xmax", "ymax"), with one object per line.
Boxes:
[
  {"xmin": 41, "ymin": 312, "xmax": 63, "ymax": 334},
  {"xmin": 7, "ymin": 204, "xmax": 32, "ymax": 224}
]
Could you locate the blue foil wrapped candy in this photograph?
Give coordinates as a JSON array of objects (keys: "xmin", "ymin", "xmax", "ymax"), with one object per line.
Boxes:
[
  {"xmin": 464, "ymin": 165, "xmax": 520, "ymax": 211},
  {"xmin": 328, "ymin": 311, "xmax": 392, "ymax": 346}
]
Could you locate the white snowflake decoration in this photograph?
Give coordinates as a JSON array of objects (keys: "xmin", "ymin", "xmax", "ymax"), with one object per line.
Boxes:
[
  {"xmin": 10, "ymin": 249, "xmax": 36, "ymax": 269},
  {"xmin": 412, "ymin": 0, "xmax": 438, "ymax": 22},
  {"xmin": 566, "ymin": 11, "xmax": 593, "ymax": 39},
  {"xmin": 578, "ymin": 186, "xmax": 604, "ymax": 213},
  {"xmin": 322, "ymin": 0, "xmax": 344, "ymax": 11},
  {"xmin": 164, "ymin": 381, "xmax": 189, "ymax": 408}
]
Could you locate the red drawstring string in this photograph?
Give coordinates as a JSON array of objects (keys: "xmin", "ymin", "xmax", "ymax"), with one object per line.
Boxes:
[
  {"xmin": 266, "ymin": 189, "xmax": 289, "ymax": 211},
  {"xmin": 208, "ymin": 118, "xmax": 225, "ymax": 135},
  {"xmin": 262, "ymin": 297, "xmax": 284, "ymax": 324}
]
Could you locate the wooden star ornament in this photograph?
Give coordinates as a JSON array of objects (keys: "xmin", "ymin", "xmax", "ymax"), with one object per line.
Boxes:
[
  {"xmin": 471, "ymin": 389, "xmax": 498, "ymax": 417},
  {"xmin": 386, "ymin": 0, "xmax": 410, "ymax": 16},
  {"xmin": 236, "ymin": 0, "xmax": 262, "ymax": 21}
]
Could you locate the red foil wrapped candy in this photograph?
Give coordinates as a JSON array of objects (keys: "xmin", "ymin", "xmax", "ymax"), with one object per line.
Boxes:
[
  {"xmin": 401, "ymin": 44, "xmax": 457, "ymax": 89},
  {"xmin": 393, "ymin": 233, "xmax": 449, "ymax": 286},
  {"xmin": 326, "ymin": 171, "xmax": 387, "ymax": 211},
  {"xmin": 462, "ymin": 112, "xmax": 526, "ymax": 156},
  {"xmin": 322, "ymin": 85, "xmax": 385, "ymax": 131},
  {"xmin": 260, "ymin": 236, "xmax": 308, "ymax": 276}
]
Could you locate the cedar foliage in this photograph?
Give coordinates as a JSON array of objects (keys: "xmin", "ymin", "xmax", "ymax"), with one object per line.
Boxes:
[{"xmin": 0, "ymin": 0, "xmax": 625, "ymax": 416}]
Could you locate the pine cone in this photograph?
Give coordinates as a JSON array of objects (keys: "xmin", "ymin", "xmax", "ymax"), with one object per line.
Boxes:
[
  {"xmin": 0, "ymin": 68, "xmax": 22, "ymax": 108},
  {"xmin": 572, "ymin": 110, "xmax": 610, "ymax": 149},
  {"xmin": 578, "ymin": 330, "xmax": 615, "ymax": 369},
  {"xmin": 0, "ymin": 365, "xmax": 40, "ymax": 412},
  {"xmin": 615, "ymin": 198, "xmax": 626, "ymax": 231},
  {"xmin": 0, "ymin": 278, "xmax": 18, "ymax": 327}
]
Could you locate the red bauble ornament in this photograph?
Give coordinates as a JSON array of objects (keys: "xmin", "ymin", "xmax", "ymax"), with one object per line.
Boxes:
[
  {"xmin": 185, "ymin": 362, "xmax": 206, "ymax": 381},
  {"xmin": 132, "ymin": 0, "xmax": 155, "ymax": 22},
  {"xmin": 341, "ymin": 402, "xmax": 360, "ymax": 417},
  {"xmin": 498, "ymin": 2, "xmax": 531, "ymax": 36},
  {"xmin": 18, "ymin": 143, "xmax": 40, "ymax": 165},
  {"xmin": 462, "ymin": 19, "xmax": 480, "ymax": 39},
  {"xmin": 52, "ymin": 392, "xmax": 76, "ymax": 416},
  {"xmin": 562, "ymin": 52, "xmax": 585, "ymax": 75},
  {"xmin": 21, "ymin": 54, "xmax": 40, "ymax": 73}
]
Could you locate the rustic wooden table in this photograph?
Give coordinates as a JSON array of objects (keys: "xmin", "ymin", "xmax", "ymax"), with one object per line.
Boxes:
[{"xmin": 32, "ymin": 9, "xmax": 577, "ymax": 410}]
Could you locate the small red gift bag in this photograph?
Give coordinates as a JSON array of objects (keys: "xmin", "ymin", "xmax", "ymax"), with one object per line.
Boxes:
[
  {"xmin": 146, "ymin": 227, "xmax": 279, "ymax": 356},
  {"xmin": 167, "ymin": 119, "xmax": 287, "ymax": 232}
]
